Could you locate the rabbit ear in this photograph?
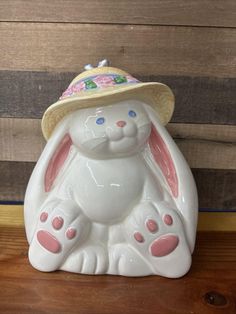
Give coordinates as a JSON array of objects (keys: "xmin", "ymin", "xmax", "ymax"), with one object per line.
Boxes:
[
  {"xmin": 144, "ymin": 104, "xmax": 198, "ymax": 253},
  {"xmin": 24, "ymin": 114, "xmax": 75, "ymax": 242},
  {"xmin": 45, "ymin": 133, "xmax": 72, "ymax": 192},
  {"xmin": 149, "ymin": 123, "xmax": 178, "ymax": 198}
]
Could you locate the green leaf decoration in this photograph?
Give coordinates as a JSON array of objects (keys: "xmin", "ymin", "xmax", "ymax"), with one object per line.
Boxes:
[
  {"xmin": 85, "ymin": 79, "xmax": 97, "ymax": 89},
  {"xmin": 114, "ymin": 75, "xmax": 127, "ymax": 84}
]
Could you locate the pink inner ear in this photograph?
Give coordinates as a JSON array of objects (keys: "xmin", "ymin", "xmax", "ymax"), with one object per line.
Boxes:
[
  {"xmin": 149, "ymin": 124, "xmax": 178, "ymax": 198},
  {"xmin": 45, "ymin": 134, "xmax": 72, "ymax": 192}
]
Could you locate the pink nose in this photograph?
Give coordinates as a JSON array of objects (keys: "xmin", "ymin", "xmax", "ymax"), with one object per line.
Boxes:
[{"xmin": 116, "ymin": 121, "xmax": 126, "ymax": 128}]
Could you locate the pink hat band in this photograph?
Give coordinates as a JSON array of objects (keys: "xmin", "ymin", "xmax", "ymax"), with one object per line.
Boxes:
[{"xmin": 60, "ymin": 73, "xmax": 140, "ymax": 100}]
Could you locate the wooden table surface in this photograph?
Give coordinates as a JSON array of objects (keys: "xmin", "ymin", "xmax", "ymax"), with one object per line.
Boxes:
[{"xmin": 0, "ymin": 227, "xmax": 235, "ymax": 314}]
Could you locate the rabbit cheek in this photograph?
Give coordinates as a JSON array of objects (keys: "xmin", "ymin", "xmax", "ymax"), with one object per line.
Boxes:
[
  {"xmin": 137, "ymin": 124, "xmax": 151, "ymax": 144},
  {"xmin": 123, "ymin": 123, "xmax": 137, "ymax": 137},
  {"xmin": 106, "ymin": 127, "xmax": 123, "ymax": 142}
]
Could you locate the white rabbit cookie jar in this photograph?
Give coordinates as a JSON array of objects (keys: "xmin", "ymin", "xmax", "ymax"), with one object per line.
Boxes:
[{"xmin": 24, "ymin": 60, "xmax": 198, "ymax": 278}]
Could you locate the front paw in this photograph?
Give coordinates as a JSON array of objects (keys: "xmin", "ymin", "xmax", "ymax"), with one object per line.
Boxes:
[
  {"xmin": 28, "ymin": 199, "xmax": 91, "ymax": 272},
  {"xmin": 124, "ymin": 202, "xmax": 191, "ymax": 278}
]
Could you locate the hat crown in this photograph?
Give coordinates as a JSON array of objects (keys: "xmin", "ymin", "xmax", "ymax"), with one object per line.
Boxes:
[
  {"xmin": 69, "ymin": 66, "xmax": 131, "ymax": 87},
  {"xmin": 60, "ymin": 64, "xmax": 140, "ymax": 101}
]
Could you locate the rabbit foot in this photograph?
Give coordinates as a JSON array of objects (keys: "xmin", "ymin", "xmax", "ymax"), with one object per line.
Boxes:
[
  {"xmin": 125, "ymin": 202, "xmax": 192, "ymax": 278},
  {"xmin": 61, "ymin": 244, "xmax": 109, "ymax": 274},
  {"xmin": 29, "ymin": 199, "xmax": 91, "ymax": 272}
]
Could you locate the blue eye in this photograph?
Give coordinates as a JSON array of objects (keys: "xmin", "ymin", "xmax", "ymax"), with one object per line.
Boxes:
[
  {"xmin": 96, "ymin": 117, "xmax": 105, "ymax": 125},
  {"xmin": 128, "ymin": 110, "xmax": 137, "ymax": 118}
]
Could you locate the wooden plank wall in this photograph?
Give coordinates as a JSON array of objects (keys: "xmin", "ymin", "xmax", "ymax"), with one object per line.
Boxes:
[{"xmin": 0, "ymin": 1, "xmax": 235, "ymax": 224}]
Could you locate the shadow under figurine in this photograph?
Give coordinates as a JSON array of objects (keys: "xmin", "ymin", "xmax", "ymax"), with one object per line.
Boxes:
[{"xmin": 24, "ymin": 60, "xmax": 198, "ymax": 278}]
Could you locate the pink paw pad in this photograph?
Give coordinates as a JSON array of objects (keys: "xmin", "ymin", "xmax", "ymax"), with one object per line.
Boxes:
[
  {"xmin": 52, "ymin": 216, "xmax": 64, "ymax": 230},
  {"xmin": 37, "ymin": 230, "xmax": 61, "ymax": 253},
  {"xmin": 134, "ymin": 232, "xmax": 145, "ymax": 243},
  {"xmin": 150, "ymin": 235, "xmax": 179, "ymax": 257},
  {"xmin": 66, "ymin": 228, "xmax": 76, "ymax": 240},
  {"xmin": 40, "ymin": 212, "xmax": 48, "ymax": 222},
  {"xmin": 146, "ymin": 219, "xmax": 158, "ymax": 233},
  {"xmin": 163, "ymin": 214, "xmax": 173, "ymax": 226}
]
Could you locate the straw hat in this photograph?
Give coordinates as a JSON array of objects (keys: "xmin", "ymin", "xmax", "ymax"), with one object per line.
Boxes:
[{"xmin": 42, "ymin": 60, "xmax": 174, "ymax": 140}]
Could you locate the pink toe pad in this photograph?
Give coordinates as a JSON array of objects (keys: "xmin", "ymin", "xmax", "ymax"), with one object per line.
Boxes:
[
  {"xmin": 37, "ymin": 230, "xmax": 61, "ymax": 253},
  {"xmin": 52, "ymin": 216, "xmax": 64, "ymax": 230},
  {"xmin": 164, "ymin": 214, "xmax": 173, "ymax": 225},
  {"xmin": 134, "ymin": 232, "xmax": 145, "ymax": 243},
  {"xmin": 66, "ymin": 228, "xmax": 76, "ymax": 239},
  {"xmin": 146, "ymin": 219, "xmax": 158, "ymax": 233},
  {"xmin": 40, "ymin": 212, "xmax": 48, "ymax": 222},
  {"xmin": 150, "ymin": 235, "xmax": 179, "ymax": 257}
]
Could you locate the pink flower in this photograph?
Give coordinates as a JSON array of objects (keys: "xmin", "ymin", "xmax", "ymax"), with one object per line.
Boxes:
[{"xmin": 93, "ymin": 75, "xmax": 115, "ymax": 87}]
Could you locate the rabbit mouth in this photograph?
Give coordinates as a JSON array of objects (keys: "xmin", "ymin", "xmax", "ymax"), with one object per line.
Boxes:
[
  {"xmin": 109, "ymin": 136, "xmax": 138, "ymax": 153},
  {"xmin": 109, "ymin": 133, "xmax": 129, "ymax": 142},
  {"xmin": 80, "ymin": 123, "xmax": 150, "ymax": 155},
  {"xmin": 107, "ymin": 123, "xmax": 150, "ymax": 149}
]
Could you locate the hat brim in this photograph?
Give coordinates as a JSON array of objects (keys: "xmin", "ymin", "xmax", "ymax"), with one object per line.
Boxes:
[{"xmin": 42, "ymin": 82, "xmax": 174, "ymax": 140}]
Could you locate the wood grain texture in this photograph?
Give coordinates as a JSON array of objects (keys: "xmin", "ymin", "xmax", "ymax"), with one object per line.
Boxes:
[
  {"xmin": 198, "ymin": 212, "xmax": 236, "ymax": 231},
  {"xmin": 0, "ymin": 227, "xmax": 235, "ymax": 313},
  {"xmin": 0, "ymin": 161, "xmax": 33, "ymax": 201},
  {"xmin": 0, "ymin": 23, "xmax": 236, "ymax": 77},
  {"xmin": 0, "ymin": 118, "xmax": 45, "ymax": 162},
  {"xmin": 1, "ymin": 71, "xmax": 236, "ymax": 125},
  {"xmin": 2, "ymin": 205, "xmax": 236, "ymax": 231},
  {"xmin": 0, "ymin": 205, "xmax": 23, "ymax": 227},
  {"xmin": 167, "ymin": 123, "xmax": 236, "ymax": 143},
  {"xmin": 192, "ymin": 169, "xmax": 236, "ymax": 210},
  {"xmin": 173, "ymin": 138, "xmax": 236, "ymax": 170},
  {"xmin": 1, "ymin": 118, "xmax": 235, "ymax": 170},
  {"xmin": 0, "ymin": 161, "xmax": 235, "ymax": 210},
  {"xmin": 0, "ymin": 0, "xmax": 236, "ymax": 27}
]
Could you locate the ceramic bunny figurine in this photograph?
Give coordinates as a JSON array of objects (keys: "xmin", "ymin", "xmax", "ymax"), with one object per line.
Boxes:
[{"xmin": 24, "ymin": 60, "xmax": 198, "ymax": 278}]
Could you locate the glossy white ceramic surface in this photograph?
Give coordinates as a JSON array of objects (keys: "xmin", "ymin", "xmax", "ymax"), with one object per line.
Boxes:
[{"xmin": 24, "ymin": 100, "xmax": 198, "ymax": 277}]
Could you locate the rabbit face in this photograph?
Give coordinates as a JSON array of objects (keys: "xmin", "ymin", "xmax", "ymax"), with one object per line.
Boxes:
[{"xmin": 69, "ymin": 100, "xmax": 151, "ymax": 158}]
